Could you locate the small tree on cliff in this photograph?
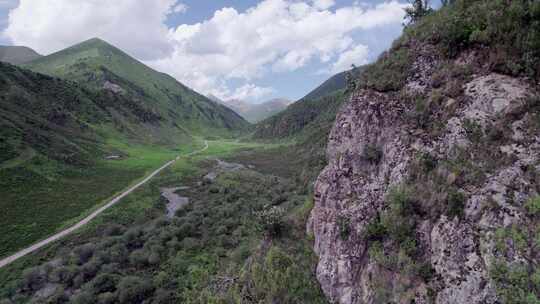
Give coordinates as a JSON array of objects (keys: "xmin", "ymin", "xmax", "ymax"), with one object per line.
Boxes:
[{"xmin": 404, "ymin": 0, "xmax": 432, "ymax": 25}]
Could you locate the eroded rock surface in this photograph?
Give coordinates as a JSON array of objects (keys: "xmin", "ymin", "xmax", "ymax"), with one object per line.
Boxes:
[{"xmin": 309, "ymin": 53, "xmax": 539, "ymax": 304}]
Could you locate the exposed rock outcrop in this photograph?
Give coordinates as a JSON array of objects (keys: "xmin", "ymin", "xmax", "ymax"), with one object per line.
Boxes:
[{"xmin": 308, "ymin": 47, "xmax": 539, "ymax": 303}]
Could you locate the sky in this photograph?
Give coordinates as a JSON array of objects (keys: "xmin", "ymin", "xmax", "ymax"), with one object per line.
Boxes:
[{"xmin": 0, "ymin": 0, "xmax": 412, "ymax": 103}]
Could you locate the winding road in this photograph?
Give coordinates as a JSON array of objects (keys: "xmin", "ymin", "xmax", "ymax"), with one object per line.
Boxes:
[{"xmin": 0, "ymin": 141, "xmax": 209, "ymax": 269}]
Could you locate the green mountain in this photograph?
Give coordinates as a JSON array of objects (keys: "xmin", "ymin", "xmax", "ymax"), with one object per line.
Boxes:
[
  {"xmin": 0, "ymin": 60, "xmax": 187, "ymax": 257},
  {"xmin": 0, "ymin": 46, "xmax": 42, "ymax": 65},
  {"xmin": 25, "ymin": 38, "xmax": 248, "ymax": 135},
  {"xmin": 0, "ymin": 61, "xmax": 181, "ymax": 166},
  {"xmin": 252, "ymin": 67, "xmax": 363, "ymax": 187},
  {"xmin": 253, "ymin": 67, "xmax": 363, "ymax": 141},
  {"xmin": 302, "ymin": 71, "xmax": 347, "ymax": 101},
  {"xmin": 0, "ymin": 38, "xmax": 248, "ymax": 259}
]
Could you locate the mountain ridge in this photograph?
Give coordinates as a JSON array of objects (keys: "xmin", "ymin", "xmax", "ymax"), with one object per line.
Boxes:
[
  {"xmin": 0, "ymin": 45, "xmax": 42, "ymax": 65},
  {"xmin": 25, "ymin": 38, "xmax": 248, "ymax": 135}
]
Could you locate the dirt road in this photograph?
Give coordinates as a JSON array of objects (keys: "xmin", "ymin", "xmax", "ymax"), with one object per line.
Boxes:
[{"xmin": 0, "ymin": 141, "xmax": 209, "ymax": 269}]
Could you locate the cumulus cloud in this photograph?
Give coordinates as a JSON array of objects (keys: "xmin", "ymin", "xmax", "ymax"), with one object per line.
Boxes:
[
  {"xmin": 228, "ymin": 84, "xmax": 275, "ymax": 101},
  {"xmin": 312, "ymin": 0, "xmax": 335, "ymax": 10},
  {"xmin": 173, "ymin": 2, "xmax": 188, "ymax": 14},
  {"xmin": 148, "ymin": 0, "xmax": 406, "ymax": 99},
  {"xmin": 331, "ymin": 44, "xmax": 369, "ymax": 74},
  {"xmin": 4, "ymin": 0, "xmax": 179, "ymax": 60},
  {"xmin": 3, "ymin": 0, "xmax": 406, "ymax": 101}
]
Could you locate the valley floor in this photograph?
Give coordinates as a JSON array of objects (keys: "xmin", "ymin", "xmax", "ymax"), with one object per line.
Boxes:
[
  {"xmin": 0, "ymin": 138, "xmax": 326, "ymax": 303},
  {"xmin": 0, "ymin": 141, "xmax": 211, "ymax": 269}
]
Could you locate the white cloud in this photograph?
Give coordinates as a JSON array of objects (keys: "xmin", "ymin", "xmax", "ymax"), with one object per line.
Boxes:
[
  {"xmin": 4, "ymin": 0, "xmax": 180, "ymax": 60},
  {"xmin": 147, "ymin": 0, "xmax": 406, "ymax": 98},
  {"xmin": 3, "ymin": 0, "xmax": 407, "ymax": 101},
  {"xmin": 172, "ymin": 2, "xmax": 188, "ymax": 14},
  {"xmin": 331, "ymin": 44, "xmax": 369, "ymax": 74},
  {"xmin": 312, "ymin": 0, "xmax": 335, "ymax": 10},
  {"xmin": 227, "ymin": 84, "xmax": 275, "ymax": 101}
]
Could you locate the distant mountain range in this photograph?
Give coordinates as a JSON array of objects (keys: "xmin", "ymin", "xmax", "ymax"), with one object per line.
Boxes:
[
  {"xmin": 253, "ymin": 67, "xmax": 362, "ymax": 141},
  {"xmin": 0, "ymin": 46, "xmax": 42, "ymax": 65},
  {"xmin": 209, "ymin": 95, "xmax": 292, "ymax": 123}
]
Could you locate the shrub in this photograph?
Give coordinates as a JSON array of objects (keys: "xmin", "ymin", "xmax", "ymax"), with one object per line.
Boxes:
[
  {"xmin": 105, "ymin": 243, "xmax": 129, "ymax": 264},
  {"xmin": 181, "ymin": 237, "xmax": 201, "ymax": 251},
  {"xmin": 153, "ymin": 288, "xmax": 176, "ymax": 304},
  {"xmin": 71, "ymin": 291, "xmax": 94, "ymax": 304},
  {"xmin": 525, "ymin": 196, "xmax": 540, "ymax": 216},
  {"xmin": 129, "ymin": 249, "xmax": 149, "ymax": 267},
  {"xmin": 102, "ymin": 224, "xmax": 125, "ymax": 236},
  {"xmin": 177, "ymin": 222, "xmax": 197, "ymax": 239},
  {"xmin": 362, "ymin": 144, "xmax": 383, "ymax": 164},
  {"xmin": 148, "ymin": 251, "xmax": 161, "ymax": 265},
  {"xmin": 255, "ymin": 205, "xmax": 286, "ymax": 237},
  {"xmin": 359, "ymin": 47, "xmax": 412, "ymax": 92},
  {"xmin": 368, "ymin": 241, "xmax": 397, "ymax": 270},
  {"xmin": 463, "ymin": 119, "xmax": 484, "ymax": 143},
  {"xmin": 446, "ymin": 189, "xmax": 466, "ymax": 219},
  {"xmin": 409, "ymin": 0, "xmax": 540, "ymax": 78},
  {"xmin": 417, "ymin": 262, "xmax": 436, "ymax": 281},
  {"xmin": 21, "ymin": 267, "xmax": 44, "ymax": 291},
  {"xmin": 71, "ymin": 244, "xmax": 96, "ymax": 265},
  {"xmin": 117, "ymin": 276, "xmax": 154, "ymax": 304},
  {"xmin": 122, "ymin": 227, "xmax": 143, "ymax": 248},
  {"xmin": 239, "ymin": 245, "xmax": 328, "ymax": 304},
  {"xmin": 490, "ymin": 260, "xmax": 540, "ymax": 304},
  {"xmin": 90, "ymin": 273, "xmax": 118, "ymax": 294},
  {"xmin": 97, "ymin": 292, "xmax": 116, "ymax": 304},
  {"xmin": 419, "ymin": 153, "xmax": 437, "ymax": 172},
  {"xmin": 364, "ymin": 217, "xmax": 387, "ymax": 242},
  {"xmin": 386, "ymin": 186, "xmax": 417, "ymax": 216},
  {"xmin": 337, "ymin": 216, "xmax": 352, "ymax": 240}
]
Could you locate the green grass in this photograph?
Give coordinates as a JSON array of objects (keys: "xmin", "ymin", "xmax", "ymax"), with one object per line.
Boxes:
[
  {"xmin": 25, "ymin": 38, "xmax": 249, "ymax": 136},
  {"xmin": 0, "ymin": 148, "xmax": 36, "ymax": 170},
  {"xmin": 0, "ymin": 141, "xmax": 326, "ymax": 304},
  {"xmin": 0, "ymin": 136, "xmax": 207, "ymax": 259}
]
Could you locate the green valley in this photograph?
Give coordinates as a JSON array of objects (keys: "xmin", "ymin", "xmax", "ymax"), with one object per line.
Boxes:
[
  {"xmin": 0, "ymin": 139, "xmax": 327, "ymax": 304},
  {"xmin": 0, "ymin": 38, "xmax": 249, "ymax": 260},
  {"xmin": 1, "ymin": 1, "xmax": 539, "ymax": 304}
]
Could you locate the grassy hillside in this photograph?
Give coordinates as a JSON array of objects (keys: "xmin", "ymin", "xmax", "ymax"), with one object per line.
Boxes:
[
  {"xmin": 0, "ymin": 61, "xmax": 209, "ymax": 257},
  {"xmin": 302, "ymin": 71, "xmax": 347, "ymax": 101},
  {"xmin": 254, "ymin": 90, "xmax": 346, "ymax": 140},
  {"xmin": 253, "ymin": 66, "xmax": 363, "ymax": 141},
  {"xmin": 25, "ymin": 38, "xmax": 248, "ymax": 135},
  {"xmin": 0, "ymin": 38, "xmax": 248, "ymax": 260},
  {"xmin": 252, "ymin": 68, "xmax": 363, "ymax": 187},
  {"xmin": 0, "ymin": 62, "xmax": 174, "ymax": 166},
  {"xmin": 0, "ymin": 46, "xmax": 42, "ymax": 65}
]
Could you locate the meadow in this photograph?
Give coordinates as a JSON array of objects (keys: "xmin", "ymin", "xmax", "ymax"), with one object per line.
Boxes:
[{"xmin": 0, "ymin": 138, "xmax": 326, "ymax": 303}]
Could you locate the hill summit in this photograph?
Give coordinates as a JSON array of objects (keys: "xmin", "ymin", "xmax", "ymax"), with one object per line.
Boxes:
[
  {"xmin": 26, "ymin": 38, "xmax": 248, "ymax": 135},
  {"xmin": 0, "ymin": 45, "xmax": 42, "ymax": 65}
]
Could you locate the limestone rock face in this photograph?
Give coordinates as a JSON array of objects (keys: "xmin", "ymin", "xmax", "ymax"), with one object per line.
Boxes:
[{"xmin": 308, "ymin": 48, "xmax": 539, "ymax": 303}]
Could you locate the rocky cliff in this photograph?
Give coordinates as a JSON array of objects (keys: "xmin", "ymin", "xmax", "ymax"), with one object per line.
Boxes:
[{"xmin": 308, "ymin": 2, "xmax": 540, "ymax": 303}]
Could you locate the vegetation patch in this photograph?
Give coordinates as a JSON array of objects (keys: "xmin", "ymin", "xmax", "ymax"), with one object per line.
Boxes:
[
  {"xmin": 0, "ymin": 144, "xmax": 326, "ymax": 304},
  {"xmin": 407, "ymin": 0, "xmax": 540, "ymax": 78}
]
